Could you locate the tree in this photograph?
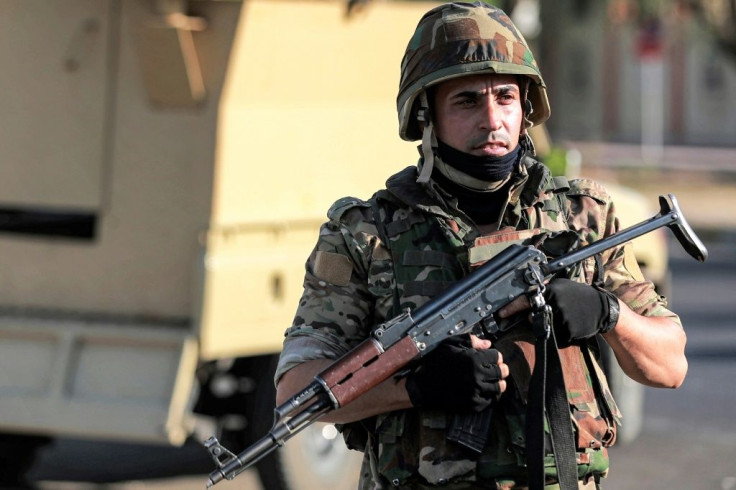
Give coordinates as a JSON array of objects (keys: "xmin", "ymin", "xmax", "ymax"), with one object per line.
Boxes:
[{"xmin": 692, "ymin": 0, "xmax": 736, "ymax": 59}]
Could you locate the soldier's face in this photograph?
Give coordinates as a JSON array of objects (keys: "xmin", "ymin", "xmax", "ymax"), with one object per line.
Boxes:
[{"xmin": 433, "ymin": 74, "xmax": 524, "ymax": 157}]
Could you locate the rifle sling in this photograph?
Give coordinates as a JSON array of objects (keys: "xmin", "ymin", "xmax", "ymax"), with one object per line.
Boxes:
[{"xmin": 526, "ymin": 318, "xmax": 579, "ymax": 490}]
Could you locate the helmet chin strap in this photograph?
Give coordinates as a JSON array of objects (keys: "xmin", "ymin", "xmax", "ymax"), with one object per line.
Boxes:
[
  {"xmin": 416, "ymin": 92, "xmax": 437, "ymax": 184},
  {"xmin": 520, "ymin": 76, "xmax": 534, "ymax": 130},
  {"xmin": 517, "ymin": 76, "xmax": 537, "ymax": 156}
]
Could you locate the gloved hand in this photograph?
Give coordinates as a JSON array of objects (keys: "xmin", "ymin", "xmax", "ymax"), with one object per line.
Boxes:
[
  {"xmin": 544, "ymin": 278, "xmax": 620, "ymax": 346},
  {"xmin": 405, "ymin": 336, "xmax": 505, "ymax": 412}
]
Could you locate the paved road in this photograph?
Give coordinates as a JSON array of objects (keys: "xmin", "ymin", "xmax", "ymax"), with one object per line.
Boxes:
[{"xmin": 604, "ymin": 237, "xmax": 736, "ymax": 489}]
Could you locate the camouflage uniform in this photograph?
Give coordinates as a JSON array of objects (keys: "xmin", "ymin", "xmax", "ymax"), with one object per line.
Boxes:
[
  {"xmin": 276, "ymin": 155, "xmax": 679, "ymax": 489},
  {"xmin": 276, "ymin": 2, "xmax": 680, "ymax": 488}
]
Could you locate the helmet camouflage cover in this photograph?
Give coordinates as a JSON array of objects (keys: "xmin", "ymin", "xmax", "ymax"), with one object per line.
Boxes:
[{"xmin": 398, "ymin": 1, "xmax": 551, "ymax": 141}]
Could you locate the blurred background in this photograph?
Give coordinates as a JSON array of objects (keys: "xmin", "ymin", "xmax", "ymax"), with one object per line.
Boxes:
[{"xmin": 0, "ymin": 0, "xmax": 733, "ymax": 489}]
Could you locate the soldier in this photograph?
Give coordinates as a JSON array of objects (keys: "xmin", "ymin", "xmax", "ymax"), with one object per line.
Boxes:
[{"xmin": 275, "ymin": 2, "xmax": 687, "ymax": 489}]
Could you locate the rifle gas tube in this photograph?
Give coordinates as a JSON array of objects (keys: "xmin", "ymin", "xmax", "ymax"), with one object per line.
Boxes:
[{"xmin": 204, "ymin": 194, "xmax": 706, "ymax": 487}]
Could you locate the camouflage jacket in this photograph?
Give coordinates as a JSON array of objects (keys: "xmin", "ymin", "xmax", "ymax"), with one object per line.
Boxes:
[{"xmin": 276, "ymin": 157, "xmax": 679, "ymax": 489}]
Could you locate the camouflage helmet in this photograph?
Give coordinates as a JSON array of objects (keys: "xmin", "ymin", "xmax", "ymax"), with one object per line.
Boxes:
[{"xmin": 397, "ymin": 1, "xmax": 551, "ymax": 142}]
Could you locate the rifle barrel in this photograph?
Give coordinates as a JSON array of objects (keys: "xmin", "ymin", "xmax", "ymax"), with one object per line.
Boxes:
[{"xmin": 545, "ymin": 194, "xmax": 707, "ymax": 275}]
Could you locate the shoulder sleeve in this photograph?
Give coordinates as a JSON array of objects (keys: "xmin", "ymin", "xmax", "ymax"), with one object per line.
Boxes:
[
  {"xmin": 276, "ymin": 196, "xmax": 386, "ymax": 381},
  {"xmin": 566, "ymin": 180, "xmax": 680, "ymax": 323},
  {"xmin": 567, "ymin": 178, "xmax": 611, "ymax": 203},
  {"xmin": 327, "ymin": 196, "xmax": 371, "ymax": 221},
  {"xmin": 565, "ymin": 178, "xmax": 614, "ymax": 247}
]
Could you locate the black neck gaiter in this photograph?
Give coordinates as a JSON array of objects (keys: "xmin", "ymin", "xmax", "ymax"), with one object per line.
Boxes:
[
  {"xmin": 431, "ymin": 140, "xmax": 521, "ymax": 225},
  {"xmin": 436, "ymin": 139, "xmax": 520, "ymax": 182}
]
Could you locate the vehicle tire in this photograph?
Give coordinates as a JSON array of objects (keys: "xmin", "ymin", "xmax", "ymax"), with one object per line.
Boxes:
[
  {"xmin": 598, "ymin": 343, "xmax": 644, "ymax": 445},
  {"xmin": 0, "ymin": 434, "xmax": 52, "ymax": 488},
  {"xmin": 249, "ymin": 355, "xmax": 363, "ymax": 490}
]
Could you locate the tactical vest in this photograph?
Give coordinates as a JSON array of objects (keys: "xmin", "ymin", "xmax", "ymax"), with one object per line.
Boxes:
[{"xmin": 358, "ymin": 159, "xmax": 621, "ymax": 488}]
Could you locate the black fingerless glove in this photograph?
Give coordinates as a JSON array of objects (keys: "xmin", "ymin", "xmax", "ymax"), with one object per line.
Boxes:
[
  {"xmin": 405, "ymin": 337, "xmax": 503, "ymax": 412},
  {"xmin": 545, "ymin": 278, "xmax": 620, "ymax": 347}
]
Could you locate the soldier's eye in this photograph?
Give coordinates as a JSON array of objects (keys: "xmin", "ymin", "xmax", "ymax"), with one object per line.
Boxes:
[{"xmin": 456, "ymin": 97, "xmax": 477, "ymax": 107}]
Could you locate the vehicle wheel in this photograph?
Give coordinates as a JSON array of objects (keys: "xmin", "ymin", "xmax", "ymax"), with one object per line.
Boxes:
[
  {"xmin": 1, "ymin": 434, "xmax": 52, "ymax": 488},
  {"xmin": 249, "ymin": 355, "xmax": 363, "ymax": 490},
  {"xmin": 599, "ymin": 343, "xmax": 644, "ymax": 445}
]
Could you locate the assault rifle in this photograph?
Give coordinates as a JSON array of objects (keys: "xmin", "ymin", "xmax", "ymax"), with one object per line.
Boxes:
[{"xmin": 203, "ymin": 194, "xmax": 707, "ymax": 487}]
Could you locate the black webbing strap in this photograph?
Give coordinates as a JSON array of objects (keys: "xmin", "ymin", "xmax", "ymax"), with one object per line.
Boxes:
[
  {"xmin": 526, "ymin": 300, "xmax": 579, "ymax": 490},
  {"xmin": 402, "ymin": 249, "xmax": 458, "ymax": 269},
  {"xmin": 370, "ymin": 198, "xmax": 402, "ymax": 318},
  {"xmin": 403, "ymin": 280, "xmax": 456, "ymax": 297}
]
